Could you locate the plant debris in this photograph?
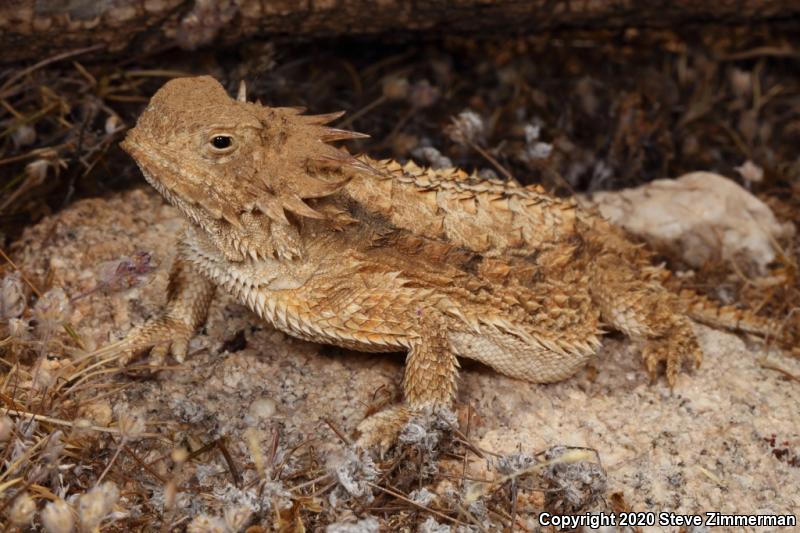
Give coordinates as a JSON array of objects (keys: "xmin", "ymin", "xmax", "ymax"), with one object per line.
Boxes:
[{"xmin": 2, "ymin": 21, "xmax": 800, "ymax": 530}]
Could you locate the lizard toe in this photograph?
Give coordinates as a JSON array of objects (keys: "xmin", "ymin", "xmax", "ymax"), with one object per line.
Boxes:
[
  {"xmin": 355, "ymin": 405, "xmax": 412, "ymax": 456},
  {"xmin": 113, "ymin": 316, "xmax": 195, "ymax": 367},
  {"xmin": 640, "ymin": 320, "xmax": 702, "ymax": 387}
]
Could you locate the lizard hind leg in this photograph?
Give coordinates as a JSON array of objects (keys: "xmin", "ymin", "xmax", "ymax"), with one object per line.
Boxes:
[
  {"xmin": 639, "ymin": 314, "xmax": 702, "ymax": 385},
  {"xmin": 355, "ymin": 316, "xmax": 459, "ymax": 453},
  {"xmin": 592, "ymin": 274, "xmax": 702, "ymax": 386}
]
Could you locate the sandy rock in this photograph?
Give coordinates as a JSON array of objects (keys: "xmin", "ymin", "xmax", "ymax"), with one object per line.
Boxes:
[
  {"xmin": 587, "ymin": 171, "xmax": 794, "ymax": 274},
  {"xmin": 12, "ymin": 188, "xmax": 800, "ymax": 523}
]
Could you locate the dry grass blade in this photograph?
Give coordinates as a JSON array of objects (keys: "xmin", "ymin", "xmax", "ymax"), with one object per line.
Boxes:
[
  {"xmin": 0, "ymin": 44, "xmax": 105, "ymax": 97},
  {"xmin": 0, "ymin": 408, "xmax": 163, "ymax": 438},
  {"xmin": 367, "ymin": 482, "xmax": 467, "ymax": 527},
  {"xmin": 0, "ymin": 23, "xmax": 798, "ymax": 531}
]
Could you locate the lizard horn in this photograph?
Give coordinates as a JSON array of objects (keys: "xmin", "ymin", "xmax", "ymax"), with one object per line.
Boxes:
[
  {"xmin": 304, "ymin": 110, "xmax": 346, "ymax": 125},
  {"xmin": 282, "ymin": 194, "xmax": 326, "ymax": 219},
  {"xmin": 320, "ymin": 128, "xmax": 370, "ymax": 142},
  {"xmin": 237, "ymin": 80, "xmax": 247, "ymax": 102}
]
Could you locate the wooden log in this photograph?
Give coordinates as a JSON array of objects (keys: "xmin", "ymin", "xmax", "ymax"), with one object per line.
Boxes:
[{"xmin": 1, "ymin": 0, "xmax": 798, "ymax": 63}]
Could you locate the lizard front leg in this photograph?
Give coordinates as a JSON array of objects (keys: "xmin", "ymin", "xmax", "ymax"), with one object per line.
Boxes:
[
  {"xmin": 356, "ymin": 315, "xmax": 459, "ymax": 452},
  {"xmin": 103, "ymin": 252, "xmax": 215, "ymax": 366}
]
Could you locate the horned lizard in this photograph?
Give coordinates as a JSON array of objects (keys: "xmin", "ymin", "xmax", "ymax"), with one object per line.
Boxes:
[{"xmin": 101, "ymin": 75, "xmax": 786, "ymax": 449}]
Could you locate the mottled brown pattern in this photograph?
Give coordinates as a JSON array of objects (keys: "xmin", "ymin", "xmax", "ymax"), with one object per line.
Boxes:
[{"xmin": 96, "ymin": 76, "xmax": 785, "ymax": 449}]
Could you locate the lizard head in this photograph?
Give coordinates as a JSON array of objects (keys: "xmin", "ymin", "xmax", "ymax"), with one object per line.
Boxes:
[{"xmin": 121, "ymin": 75, "xmax": 366, "ymax": 260}]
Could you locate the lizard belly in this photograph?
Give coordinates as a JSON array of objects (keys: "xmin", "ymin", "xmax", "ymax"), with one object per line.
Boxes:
[{"xmin": 449, "ymin": 331, "xmax": 594, "ymax": 383}]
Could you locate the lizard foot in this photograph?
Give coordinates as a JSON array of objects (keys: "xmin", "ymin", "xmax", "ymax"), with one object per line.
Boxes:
[
  {"xmin": 92, "ymin": 315, "xmax": 195, "ymax": 367},
  {"xmin": 355, "ymin": 405, "xmax": 412, "ymax": 455},
  {"xmin": 641, "ymin": 320, "xmax": 702, "ymax": 386},
  {"xmin": 355, "ymin": 405, "xmax": 458, "ymax": 457}
]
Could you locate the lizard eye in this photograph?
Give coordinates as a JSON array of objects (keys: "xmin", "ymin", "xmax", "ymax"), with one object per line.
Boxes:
[{"xmin": 209, "ymin": 135, "xmax": 234, "ymax": 151}]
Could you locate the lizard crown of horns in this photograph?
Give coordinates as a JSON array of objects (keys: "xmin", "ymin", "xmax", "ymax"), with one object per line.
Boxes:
[
  {"xmin": 122, "ymin": 76, "xmax": 372, "ymax": 233},
  {"xmin": 232, "ymin": 79, "xmax": 373, "ymax": 227}
]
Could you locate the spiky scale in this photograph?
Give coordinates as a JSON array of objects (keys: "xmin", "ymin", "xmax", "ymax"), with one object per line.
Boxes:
[
  {"xmin": 303, "ymin": 110, "xmax": 346, "ymax": 125},
  {"xmin": 320, "ymin": 128, "xmax": 370, "ymax": 142},
  {"xmin": 114, "ymin": 75, "xmax": 792, "ymax": 452}
]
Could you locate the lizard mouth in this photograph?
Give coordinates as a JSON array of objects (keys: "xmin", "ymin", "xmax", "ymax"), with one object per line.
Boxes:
[
  {"xmin": 120, "ymin": 127, "xmax": 193, "ymax": 190},
  {"xmin": 119, "ymin": 128, "xmax": 173, "ymax": 185},
  {"xmin": 119, "ymin": 128, "xmax": 178, "ymax": 200},
  {"xmin": 119, "ymin": 127, "xmax": 143, "ymax": 161},
  {"xmin": 118, "ymin": 126, "xmax": 231, "ymax": 231}
]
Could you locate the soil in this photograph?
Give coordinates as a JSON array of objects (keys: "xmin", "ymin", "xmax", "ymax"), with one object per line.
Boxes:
[{"xmin": 9, "ymin": 188, "xmax": 799, "ymax": 530}]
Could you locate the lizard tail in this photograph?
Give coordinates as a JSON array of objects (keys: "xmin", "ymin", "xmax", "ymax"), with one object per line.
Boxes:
[{"xmin": 678, "ymin": 288, "xmax": 794, "ymax": 346}]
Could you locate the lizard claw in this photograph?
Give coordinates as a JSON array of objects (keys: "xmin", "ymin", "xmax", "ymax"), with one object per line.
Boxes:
[
  {"xmin": 640, "ymin": 320, "xmax": 702, "ymax": 386},
  {"xmin": 91, "ymin": 315, "xmax": 195, "ymax": 367},
  {"xmin": 124, "ymin": 315, "xmax": 194, "ymax": 366},
  {"xmin": 355, "ymin": 405, "xmax": 412, "ymax": 455},
  {"xmin": 355, "ymin": 404, "xmax": 458, "ymax": 458}
]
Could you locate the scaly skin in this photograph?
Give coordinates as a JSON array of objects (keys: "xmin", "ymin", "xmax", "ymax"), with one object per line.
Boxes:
[{"xmin": 106, "ymin": 76, "xmax": 787, "ymax": 449}]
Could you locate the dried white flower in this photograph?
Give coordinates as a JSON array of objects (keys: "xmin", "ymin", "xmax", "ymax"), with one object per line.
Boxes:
[
  {"xmin": 409, "ymin": 487, "xmax": 436, "ymax": 506},
  {"xmin": 412, "ymin": 146, "xmax": 453, "ymax": 169},
  {"xmin": 32, "ymin": 358, "xmax": 63, "ymax": 391},
  {"xmin": 729, "ymin": 68, "xmax": 753, "ymax": 99},
  {"xmin": 247, "ymin": 397, "xmax": 276, "ymax": 421},
  {"xmin": 7, "ymin": 317, "xmax": 31, "ymax": 339},
  {"xmin": 25, "ymin": 159, "xmax": 50, "ymax": 183},
  {"xmin": 187, "ymin": 514, "xmax": 227, "ymax": 533},
  {"xmin": 117, "ymin": 412, "xmax": 146, "ymax": 440},
  {"xmin": 105, "ymin": 114, "xmax": 123, "ymax": 135},
  {"xmin": 382, "ymin": 76, "xmax": 410, "ymax": 101},
  {"xmin": 524, "ymin": 123, "xmax": 541, "ymax": 143},
  {"xmin": 467, "ymin": 499, "xmax": 489, "ymax": 523},
  {"xmin": 542, "ymin": 446, "xmax": 607, "ymax": 513},
  {"xmin": 78, "ymin": 481, "xmax": 119, "ymax": 530},
  {"xmin": 447, "ymin": 110, "xmax": 485, "ymax": 146},
  {"xmin": 495, "ymin": 452, "xmax": 536, "ymax": 475},
  {"xmin": 171, "ymin": 446, "xmax": 189, "ymax": 464},
  {"xmin": 243, "ymin": 427, "xmax": 266, "ymax": 477},
  {"xmin": 735, "ymin": 160, "xmax": 764, "ymax": 183},
  {"xmin": 41, "ymin": 499, "xmax": 75, "ymax": 533},
  {"xmin": 223, "ymin": 504, "xmax": 252, "ymax": 532},
  {"xmin": 14, "ymin": 416, "xmax": 37, "ymax": 440},
  {"xmin": 0, "ymin": 273, "xmax": 26, "ymax": 319},
  {"xmin": 71, "ymin": 418, "xmax": 93, "ymax": 434},
  {"xmin": 33, "ymin": 287, "xmax": 71, "ymax": 335},
  {"xmin": 477, "ymin": 168, "xmax": 498, "ymax": 180},
  {"xmin": 330, "ymin": 448, "xmax": 378, "ymax": 501},
  {"xmin": 399, "ymin": 407, "xmax": 457, "ymax": 450},
  {"xmin": 42, "ymin": 430, "xmax": 65, "ymax": 465},
  {"xmin": 91, "ymin": 252, "xmax": 155, "ymax": 295},
  {"xmin": 9, "ymin": 492, "xmax": 36, "ymax": 526},
  {"xmin": 23, "ymin": 149, "xmax": 66, "ymax": 184},
  {"xmin": 409, "ymin": 80, "xmax": 439, "ymax": 108},
  {"xmin": 528, "ymin": 142, "xmax": 552, "ymax": 159},
  {"xmin": 0, "ymin": 415, "xmax": 13, "ymax": 441},
  {"xmin": 12, "ymin": 124, "xmax": 36, "ymax": 148},
  {"xmin": 163, "ymin": 480, "xmax": 178, "ymax": 510},
  {"xmin": 325, "ymin": 516, "xmax": 380, "ymax": 533},
  {"xmin": 79, "ymin": 401, "xmax": 113, "ymax": 427},
  {"xmin": 521, "ymin": 124, "xmax": 553, "ymax": 162},
  {"xmin": 418, "ymin": 516, "xmax": 450, "ymax": 533}
]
